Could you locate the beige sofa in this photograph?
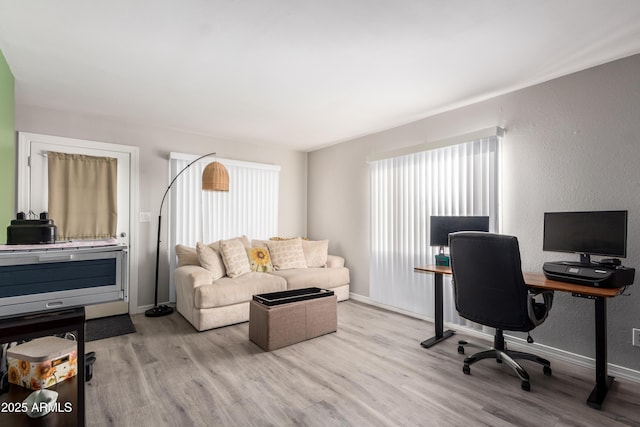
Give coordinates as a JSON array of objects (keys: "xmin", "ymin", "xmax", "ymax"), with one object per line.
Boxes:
[{"xmin": 173, "ymin": 237, "xmax": 350, "ymax": 331}]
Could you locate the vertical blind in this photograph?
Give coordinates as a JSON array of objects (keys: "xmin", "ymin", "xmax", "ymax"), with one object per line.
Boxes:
[
  {"xmin": 369, "ymin": 135, "xmax": 500, "ymax": 326},
  {"xmin": 168, "ymin": 153, "xmax": 280, "ymax": 302}
]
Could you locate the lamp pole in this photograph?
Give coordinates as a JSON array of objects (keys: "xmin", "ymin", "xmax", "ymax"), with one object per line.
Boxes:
[{"xmin": 145, "ymin": 152, "xmax": 217, "ymax": 317}]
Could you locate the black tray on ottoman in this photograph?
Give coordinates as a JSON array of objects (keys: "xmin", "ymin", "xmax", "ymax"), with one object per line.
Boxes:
[{"xmin": 253, "ymin": 287, "xmax": 334, "ymax": 306}]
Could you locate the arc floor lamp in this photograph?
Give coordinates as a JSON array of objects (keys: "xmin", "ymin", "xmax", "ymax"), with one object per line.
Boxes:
[{"xmin": 145, "ymin": 152, "xmax": 229, "ymax": 317}]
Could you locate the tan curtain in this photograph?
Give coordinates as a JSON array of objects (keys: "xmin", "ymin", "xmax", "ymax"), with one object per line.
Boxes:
[{"xmin": 48, "ymin": 152, "xmax": 118, "ymax": 240}]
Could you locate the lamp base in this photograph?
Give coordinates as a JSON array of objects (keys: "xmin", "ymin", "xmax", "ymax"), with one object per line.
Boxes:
[{"xmin": 145, "ymin": 304, "xmax": 174, "ymax": 317}]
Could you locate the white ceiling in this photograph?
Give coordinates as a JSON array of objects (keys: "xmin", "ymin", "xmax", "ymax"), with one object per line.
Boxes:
[{"xmin": 2, "ymin": 1, "xmax": 640, "ymax": 152}]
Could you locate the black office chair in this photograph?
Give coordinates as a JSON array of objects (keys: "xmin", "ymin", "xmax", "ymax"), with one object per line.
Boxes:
[{"xmin": 449, "ymin": 232, "xmax": 554, "ymax": 391}]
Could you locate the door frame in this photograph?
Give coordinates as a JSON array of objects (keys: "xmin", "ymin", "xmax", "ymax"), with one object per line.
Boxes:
[{"xmin": 16, "ymin": 132, "xmax": 140, "ymax": 314}]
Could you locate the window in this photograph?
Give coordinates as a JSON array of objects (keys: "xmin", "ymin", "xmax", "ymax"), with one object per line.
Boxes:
[
  {"xmin": 47, "ymin": 152, "xmax": 118, "ymax": 240},
  {"xmin": 168, "ymin": 152, "xmax": 280, "ymax": 302},
  {"xmin": 369, "ymin": 131, "xmax": 500, "ymax": 326}
]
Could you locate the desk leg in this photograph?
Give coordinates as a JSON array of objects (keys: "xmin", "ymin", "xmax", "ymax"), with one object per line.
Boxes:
[
  {"xmin": 421, "ymin": 272, "xmax": 455, "ymax": 348},
  {"xmin": 587, "ymin": 296, "xmax": 614, "ymax": 410}
]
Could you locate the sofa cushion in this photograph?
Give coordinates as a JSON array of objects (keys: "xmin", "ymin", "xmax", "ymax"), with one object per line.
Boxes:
[
  {"xmin": 267, "ymin": 238, "xmax": 307, "ymax": 270},
  {"xmin": 269, "ymin": 267, "xmax": 350, "ymax": 290},
  {"xmin": 196, "ymin": 242, "xmax": 226, "ymax": 280},
  {"xmin": 302, "ymin": 239, "xmax": 329, "ymax": 267},
  {"xmin": 176, "ymin": 241, "xmax": 232, "ymax": 267},
  {"xmin": 220, "ymin": 237, "xmax": 251, "ymax": 278},
  {"xmin": 326, "ymin": 255, "xmax": 345, "ymax": 268},
  {"xmin": 176, "ymin": 244, "xmax": 200, "ymax": 267},
  {"xmin": 195, "ymin": 273, "xmax": 287, "ymax": 308}
]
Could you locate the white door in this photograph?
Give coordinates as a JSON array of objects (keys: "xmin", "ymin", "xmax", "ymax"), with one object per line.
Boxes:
[
  {"xmin": 17, "ymin": 132, "xmax": 139, "ymax": 319},
  {"xmin": 29, "ymin": 142, "xmax": 130, "ymax": 249}
]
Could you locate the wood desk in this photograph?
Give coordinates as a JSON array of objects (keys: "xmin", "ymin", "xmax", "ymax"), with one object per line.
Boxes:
[
  {"xmin": 414, "ymin": 265, "xmax": 624, "ymax": 410},
  {"xmin": 524, "ymin": 272, "xmax": 622, "ymax": 410},
  {"xmin": 414, "ymin": 265, "xmax": 456, "ymax": 348}
]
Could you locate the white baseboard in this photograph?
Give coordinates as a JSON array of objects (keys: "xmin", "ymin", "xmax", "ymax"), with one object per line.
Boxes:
[
  {"xmin": 349, "ymin": 292, "xmax": 436, "ymax": 322},
  {"xmin": 348, "ymin": 292, "xmax": 640, "ymax": 384}
]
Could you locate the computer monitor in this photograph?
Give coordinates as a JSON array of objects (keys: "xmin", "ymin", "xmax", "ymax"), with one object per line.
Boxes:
[
  {"xmin": 543, "ymin": 210, "xmax": 628, "ymax": 264},
  {"xmin": 430, "ymin": 215, "xmax": 490, "ymax": 251}
]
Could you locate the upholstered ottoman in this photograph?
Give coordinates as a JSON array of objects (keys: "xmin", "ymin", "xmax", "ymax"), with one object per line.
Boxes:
[{"xmin": 249, "ymin": 288, "xmax": 337, "ymax": 351}]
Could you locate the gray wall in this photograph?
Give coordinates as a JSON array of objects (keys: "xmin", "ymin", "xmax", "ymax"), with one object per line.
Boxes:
[
  {"xmin": 308, "ymin": 54, "xmax": 640, "ymax": 371},
  {"xmin": 15, "ymin": 105, "xmax": 308, "ymax": 309}
]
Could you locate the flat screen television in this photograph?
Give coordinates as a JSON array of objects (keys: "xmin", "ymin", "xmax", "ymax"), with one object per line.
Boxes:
[
  {"xmin": 430, "ymin": 216, "xmax": 490, "ymax": 249},
  {"xmin": 543, "ymin": 210, "xmax": 628, "ymax": 264}
]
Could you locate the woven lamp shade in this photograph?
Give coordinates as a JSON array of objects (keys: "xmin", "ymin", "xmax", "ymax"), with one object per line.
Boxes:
[{"xmin": 202, "ymin": 161, "xmax": 229, "ymax": 191}]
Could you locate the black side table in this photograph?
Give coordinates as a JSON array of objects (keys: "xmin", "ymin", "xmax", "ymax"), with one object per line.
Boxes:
[{"xmin": 0, "ymin": 307, "xmax": 85, "ymax": 427}]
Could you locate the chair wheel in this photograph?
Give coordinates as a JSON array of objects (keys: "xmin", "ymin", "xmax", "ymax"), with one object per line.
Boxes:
[
  {"xmin": 463, "ymin": 365, "xmax": 471, "ymax": 375},
  {"xmin": 543, "ymin": 366, "xmax": 552, "ymax": 376},
  {"xmin": 457, "ymin": 345, "xmax": 465, "ymax": 354},
  {"xmin": 521, "ymin": 381, "xmax": 531, "ymax": 391}
]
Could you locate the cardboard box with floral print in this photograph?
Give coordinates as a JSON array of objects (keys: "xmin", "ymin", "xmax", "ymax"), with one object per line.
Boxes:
[{"xmin": 7, "ymin": 336, "xmax": 77, "ymax": 390}]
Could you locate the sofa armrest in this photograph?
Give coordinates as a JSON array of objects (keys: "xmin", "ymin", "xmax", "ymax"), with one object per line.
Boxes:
[
  {"xmin": 174, "ymin": 265, "xmax": 215, "ymax": 330},
  {"xmin": 174, "ymin": 265, "xmax": 215, "ymax": 289},
  {"xmin": 326, "ymin": 255, "xmax": 345, "ymax": 268}
]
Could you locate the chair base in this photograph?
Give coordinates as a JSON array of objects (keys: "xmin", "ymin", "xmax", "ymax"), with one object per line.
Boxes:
[{"xmin": 458, "ymin": 330, "xmax": 552, "ymax": 391}]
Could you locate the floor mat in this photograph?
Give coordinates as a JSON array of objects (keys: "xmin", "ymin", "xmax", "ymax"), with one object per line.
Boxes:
[{"xmin": 85, "ymin": 314, "xmax": 136, "ymax": 342}]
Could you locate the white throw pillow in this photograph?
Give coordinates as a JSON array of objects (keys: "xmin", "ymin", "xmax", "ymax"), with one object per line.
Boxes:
[
  {"xmin": 219, "ymin": 238, "xmax": 251, "ymax": 278},
  {"xmin": 267, "ymin": 237, "xmax": 308, "ymax": 270},
  {"xmin": 196, "ymin": 242, "xmax": 226, "ymax": 281},
  {"xmin": 302, "ymin": 239, "xmax": 329, "ymax": 268},
  {"xmin": 251, "ymin": 239, "xmax": 270, "ymax": 248}
]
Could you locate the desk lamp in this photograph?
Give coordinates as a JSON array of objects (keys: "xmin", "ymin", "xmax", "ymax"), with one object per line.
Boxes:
[{"xmin": 145, "ymin": 153, "xmax": 229, "ymax": 317}]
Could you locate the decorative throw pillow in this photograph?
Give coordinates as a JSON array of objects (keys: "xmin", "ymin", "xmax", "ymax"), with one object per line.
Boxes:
[
  {"xmin": 302, "ymin": 239, "xmax": 329, "ymax": 268},
  {"xmin": 219, "ymin": 238, "xmax": 251, "ymax": 278},
  {"xmin": 251, "ymin": 239, "xmax": 269, "ymax": 248},
  {"xmin": 270, "ymin": 236, "xmax": 309, "ymax": 241},
  {"xmin": 266, "ymin": 238, "xmax": 307, "ymax": 270},
  {"xmin": 175, "ymin": 244, "xmax": 200, "ymax": 267},
  {"xmin": 196, "ymin": 242, "xmax": 225, "ymax": 280},
  {"xmin": 238, "ymin": 235, "xmax": 252, "ymax": 248},
  {"xmin": 247, "ymin": 247, "xmax": 273, "ymax": 272},
  {"xmin": 212, "ymin": 235, "xmax": 250, "ymax": 251},
  {"xmin": 208, "ymin": 242, "xmax": 227, "ymax": 277}
]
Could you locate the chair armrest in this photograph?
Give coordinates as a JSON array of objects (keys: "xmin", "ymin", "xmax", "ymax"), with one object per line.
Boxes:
[
  {"xmin": 527, "ymin": 290, "xmax": 554, "ymax": 326},
  {"xmin": 326, "ymin": 255, "xmax": 345, "ymax": 268}
]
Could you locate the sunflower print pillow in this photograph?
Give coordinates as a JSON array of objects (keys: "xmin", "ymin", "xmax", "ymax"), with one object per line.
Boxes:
[{"xmin": 247, "ymin": 247, "xmax": 273, "ymax": 272}]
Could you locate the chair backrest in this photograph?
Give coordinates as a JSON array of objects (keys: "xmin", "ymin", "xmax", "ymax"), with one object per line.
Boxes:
[{"xmin": 449, "ymin": 232, "xmax": 531, "ymax": 331}]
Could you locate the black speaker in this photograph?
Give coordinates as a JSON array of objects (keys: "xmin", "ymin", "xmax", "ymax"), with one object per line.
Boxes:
[{"xmin": 7, "ymin": 212, "xmax": 57, "ymax": 244}]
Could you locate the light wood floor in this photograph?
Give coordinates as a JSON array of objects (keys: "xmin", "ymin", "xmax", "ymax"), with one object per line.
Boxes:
[{"xmin": 86, "ymin": 301, "xmax": 640, "ymax": 426}]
